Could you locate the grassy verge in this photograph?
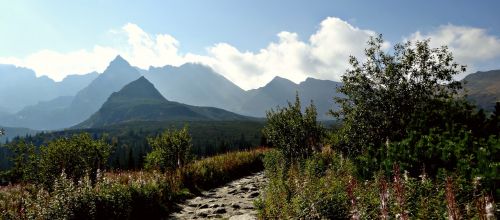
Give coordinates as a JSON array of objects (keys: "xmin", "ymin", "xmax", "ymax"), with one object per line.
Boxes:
[
  {"xmin": 0, "ymin": 148, "xmax": 267, "ymax": 219},
  {"xmin": 256, "ymin": 149, "xmax": 496, "ymax": 219}
]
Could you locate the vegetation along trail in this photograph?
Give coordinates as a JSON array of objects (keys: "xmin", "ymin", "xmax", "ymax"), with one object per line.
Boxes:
[{"xmin": 170, "ymin": 171, "xmax": 267, "ymax": 219}]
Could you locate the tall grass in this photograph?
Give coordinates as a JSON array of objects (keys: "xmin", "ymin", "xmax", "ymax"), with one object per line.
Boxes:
[
  {"xmin": 0, "ymin": 148, "xmax": 267, "ymax": 219},
  {"xmin": 257, "ymin": 149, "xmax": 497, "ymax": 219},
  {"xmin": 182, "ymin": 148, "xmax": 266, "ymax": 192}
]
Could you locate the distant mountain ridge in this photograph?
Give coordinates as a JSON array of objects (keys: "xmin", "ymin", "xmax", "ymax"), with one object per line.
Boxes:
[
  {"xmin": 0, "ymin": 56, "xmax": 140, "ymax": 130},
  {"xmin": 145, "ymin": 63, "xmax": 246, "ymax": 113},
  {"xmin": 0, "ymin": 56, "xmax": 347, "ymax": 129},
  {"xmin": 144, "ymin": 64, "xmax": 342, "ymax": 120},
  {"xmin": 67, "ymin": 55, "xmax": 141, "ymax": 125},
  {"xmin": 240, "ymin": 77, "xmax": 341, "ymax": 120},
  {"xmin": 463, "ymin": 69, "xmax": 500, "ymax": 111},
  {"xmin": 0, "ymin": 65, "xmax": 98, "ymax": 113},
  {"xmin": 7, "ymin": 56, "xmax": 499, "ymax": 131},
  {"xmin": 76, "ymin": 76, "xmax": 251, "ymax": 128}
]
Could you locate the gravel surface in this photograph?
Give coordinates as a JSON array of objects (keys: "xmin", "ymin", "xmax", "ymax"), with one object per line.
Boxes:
[{"xmin": 169, "ymin": 172, "xmax": 267, "ymax": 219}]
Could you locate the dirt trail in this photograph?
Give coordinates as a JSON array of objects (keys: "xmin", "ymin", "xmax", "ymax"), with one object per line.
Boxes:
[{"xmin": 169, "ymin": 172, "xmax": 267, "ymax": 220}]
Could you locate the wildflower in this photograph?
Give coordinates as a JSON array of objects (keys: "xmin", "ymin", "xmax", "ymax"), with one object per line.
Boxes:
[
  {"xmin": 96, "ymin": 168, "xmax": 102, "ymax": 181},
  {"xmin": 485, "ymin": 196, "xmax": 495, "ymax": 220},
  {"xmin": 473, "ymin": 176, "xmax": 482, "ymax": 189},
  {"xmin": 419, "ymin": 172, "xmax": 427, "ymax": 183}
]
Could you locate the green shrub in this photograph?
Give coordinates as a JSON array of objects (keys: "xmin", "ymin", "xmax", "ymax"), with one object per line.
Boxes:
[
  {"xmin": 3, "ymin": 140, "xmax": 38, "ymax": 183},
  {"xmin": 259, "ymin": 149, "xmax": 496, "ymax": 219},
  {"xmin": 262, "ymin": 94, "xmax": 324, "ymax": 164},
  {"xmin": 384, "ymin": 128, "xmax": 499, "ymax": 192},
  {"xmin": 145, "ymin": 126, "xmax": 192, "ymax": 171},
  {"xmin": 258, "ymin": 149, "xmax": 354, "ymax": 219},
  {"xmin": 38, "ymin": 133, "xmax": 112, "ymax": 188}
]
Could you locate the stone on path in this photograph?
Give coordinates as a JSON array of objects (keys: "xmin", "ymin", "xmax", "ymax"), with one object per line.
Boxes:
[
  {"xmin": 229, "ymin": 213, "xmax": 257, "ymax": 220},
  {"xmin": 169, "ymin": 171, "xmax": 267, "ymax": 219}
]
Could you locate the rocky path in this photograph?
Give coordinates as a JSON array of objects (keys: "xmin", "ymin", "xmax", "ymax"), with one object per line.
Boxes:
[{"xmin": 170, "ymin": 172, "xmax": 267, "ymax": 220}]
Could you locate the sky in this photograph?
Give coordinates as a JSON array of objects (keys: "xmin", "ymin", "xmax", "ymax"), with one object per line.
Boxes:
[{"xmin": 1, "ymin": 0, "xmax": 500, "ymax": 90}]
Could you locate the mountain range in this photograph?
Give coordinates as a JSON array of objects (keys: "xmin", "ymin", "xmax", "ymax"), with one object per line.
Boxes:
[
  {"xmin": 144, "ymin": 64, "xmax": 342, "ymax": 120},
  {"xmin": 0, "ymin": 56, "xmax": 141, "ymax": 130},
  {"xmin": 144, "ymin": 63, "xmax": 246, "ymax": 114},
  {"xmin": 0, "ymin": 55, "xmax": 499, "ymax": 131},
  {"xmin": 76, "ymin": 76, "xmax": 250, "ymax": 128},
  {"xmin": 0, "ymin": 65, "xmax": 97, "ymax": 113}
]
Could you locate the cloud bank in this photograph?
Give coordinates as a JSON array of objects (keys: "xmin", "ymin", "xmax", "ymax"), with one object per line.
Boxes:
[
  {"xmin": 408, "ymin": 24, "xmax": 500, "ymax": 77},
  {"xmin": 1, "ymin": 18, "xmax": 500, "ymax": 90}
]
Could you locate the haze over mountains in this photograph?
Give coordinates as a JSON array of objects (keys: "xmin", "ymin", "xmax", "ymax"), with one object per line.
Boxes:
[
  {"xmin": 0, "ymin": 56, "xmax": 141, "ymax": 130},
  {"xmin": 0, "ymin": 65, "xmax": 98, "ymax": 113},
  {"xmin": 0, "ymin": 55, "xmax": 499, "ymax": 132},
  {"xmin": 144, "ymin": 63, "xmax": 246, "ymax": 114},
  {"xmin": 144, "ymin": 63, "xmax": 342, "ymax": 120},
  {"xmin": 76, "ymin": 76, "xmax": 250, "ymax": 128}
]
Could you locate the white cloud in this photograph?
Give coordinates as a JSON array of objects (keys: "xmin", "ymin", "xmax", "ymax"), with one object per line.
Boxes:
[
  {"xmin": 10, "ymin": 18, "xmax": 500, "ymax": 90},
  {"xmin": 0, "ymin": 46, "xmax": 118, "ymax": 81},
  {"xmin": 0, "ymin": 23, "xmax": 186, "ymax": 81},
  {"xmin": 0, "ymin": 17, "xmax": 380, "ymax": 89},
  {"xmin": 120, "ymin": 23, "xmax": 184, "ymax": 68},
  {"xmin": 408, "ymin": 25, "xmax": 500, "ymax": 77},
  {"xmin": 199, "ymin": 32, "xmax": 312, "ymax": 90},
  {"xmin": 198, "ymin": 17, "xmax": 381, "ymax": 90}
]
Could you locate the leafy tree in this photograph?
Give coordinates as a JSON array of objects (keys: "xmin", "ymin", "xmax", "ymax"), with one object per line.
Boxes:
[
  {"xmin": 38, "ymin": 133, "xmax": 112, "ymax": 188},
  {"xmin": 144, "ymin": 126, "xmax": 192, "ymax": 171},
  {"xmin": 263, "ymin": 94, "xmax": 324, "ymax": 163},
  {"xmin": 332, "ymin": 35, "xmax": 465, "ymax": 157}
]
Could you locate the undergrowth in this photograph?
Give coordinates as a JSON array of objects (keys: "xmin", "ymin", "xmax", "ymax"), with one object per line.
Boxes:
[
  {"xmin": 0, "ymin": 148, "xmax": 267, "ymax": 219},
  {"xmin": 256, "ymin": 149, "xmax": 497, "ymax": 219}
]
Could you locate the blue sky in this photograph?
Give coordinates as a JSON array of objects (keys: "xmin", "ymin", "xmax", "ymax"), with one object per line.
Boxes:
[{"xmin": 1, "ymin": 0, "xmax": 500, "ymax": 89}]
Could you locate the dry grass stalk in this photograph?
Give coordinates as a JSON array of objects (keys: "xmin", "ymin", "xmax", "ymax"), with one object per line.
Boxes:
[{"xmin": 445, "ymin": 176, "xmax": 460, "ymax": 220}]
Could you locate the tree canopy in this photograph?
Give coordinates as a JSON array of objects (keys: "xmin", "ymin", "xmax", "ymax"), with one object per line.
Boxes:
[
  {"xmin": 263, "ymin": 94, "xmax": 324, "ymax": 163},
  {"xmin": 145, "ymin": 126, "xmax": 192, "ymax": 171},
  {"xmin": 332, "ymin": 35, "xmax": 466, "ymax": 156}
]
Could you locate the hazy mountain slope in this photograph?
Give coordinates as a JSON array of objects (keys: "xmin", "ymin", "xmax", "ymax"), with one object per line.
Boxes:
[
  {"xmin": 239, "ymin": 77, "xmax": 297, "ymax": 117},
  {"xmin": 77, "ymin": 77, "xmax": 251, "ymax": 128},
  {"xmin": 0, "ymin": 65, "xmax": 97, "ymax": 113},
  {"xmin": 298, "ymin": 78, "xmax": 342, "ymax": 119},
  {"xmin": 1, "ymin": 96, "xmax": 75, "ymax": 130},
  {"xmin": 463, "ymin": 69, "xmax": 500, "ymax": 111},
  {"xmin": 239, "ymin": 77, "xmax": 341, "ymax": 120},
  {"xmin": 0, "ymin": 55, "xmax": 344, "ymax": 129},
  {"xmin": 56, "ymin": 72, "xmax": 99, "ymax": 95},
  {"xmin": 66, "ymin": 55, "xmax": 141, "ymax": 126},
  {"xmin": 0, "ymin": 56, "xmax": 139, "ymax": 130},
  {"xmin": 145, "ymin": 63, "xmax": 246, "ymax": 112},
  {"xmin": 0, "ymin": 125, "xmax": 38, "ymax": 144},
  {"xmin": 0, "ymin": 65, "xmax": 58, "ymax": 113}
]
